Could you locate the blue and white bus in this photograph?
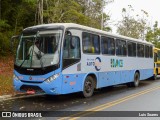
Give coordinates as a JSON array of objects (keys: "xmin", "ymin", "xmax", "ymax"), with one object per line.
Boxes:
[{"xmin": 12, "ymin": 23, "xmax": 153, "ymax": 97}]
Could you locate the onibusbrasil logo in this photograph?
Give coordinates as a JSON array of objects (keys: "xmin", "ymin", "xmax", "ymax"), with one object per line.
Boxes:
[{"xmin": 95, "ymin": 57, "xmax": 102, "ymax": 71}]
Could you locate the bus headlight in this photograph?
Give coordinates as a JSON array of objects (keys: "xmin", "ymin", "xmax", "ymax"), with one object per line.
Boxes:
[
  {"xmin": 45, "ymin": 73, "xmax": 60, "ymax": 83},
  {"xmin": 13, "ymin": 74, "xmax": 19, "ymax": 81}
]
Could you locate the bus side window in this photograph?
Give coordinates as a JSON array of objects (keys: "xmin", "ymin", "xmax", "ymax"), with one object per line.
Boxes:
[
  {"xmin": 70, "ymin": 37, "xmax": 80, "ymax": 59},
  {"xmin": 83, "ymin": 37, "xmax": 90, "ymax": 53},
  {"xmin": 116, "ymin": 39, "xmax": 120, "ymax": 55},
  {"xmin": 63, "ymin": 38, "xmax": 68, "ymax": 59},
  {"xmin": 93, "ymin": 35, "xmax": 100, "ymax": 54},
  {"xmin": 145, "ymin": 45, "xmax": 149, "ymax": 58},
  {"xmin": 101, "ymin": 36, "xmax": 115, "ymax": 55},
  {"xmin": 137, "ymin": 44, "xmax": 144, "ymax": 57},
  {"xmin": 116, "ymin": 39, "xmax": 126, "ymax": 56},
  {"xmin": 110, "ymin": 40, "xmax": 115, "ymax": 55},
  {"xmin": 149, "ymin": 46, "xmax": 153, "ymax": 58},
  {"xmin": 128, "ymin": 42, "xmax": 136, "ymax": 57},
  {"xmin": 82, "ymin": 32, "xmax": 100, "ymax": 54},
  {"xmin": 101, "ymin": 37, "xmax": 108, "ymax": 54},
  {"xmin": 63, "ymin": 35, "xmax": 81, "ymax": 69},
  {"xmin": 63, "ymin": 36, "xmax": 80, "ymax": 59}
]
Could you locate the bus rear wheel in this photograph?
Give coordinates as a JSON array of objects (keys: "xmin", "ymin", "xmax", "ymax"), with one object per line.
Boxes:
[
  {"xmin": 127, "ymin": 72, "xmax": 140, "ymax": 87},
  {"xmin": 82, "ymin": 76, "xmax": 95, "ymax": 98}
]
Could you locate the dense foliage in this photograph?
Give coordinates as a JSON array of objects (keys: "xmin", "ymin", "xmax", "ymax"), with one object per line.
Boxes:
[
  {"xmin": 146, "ymin": 21, "xmax": 160, "ymax": 48},
  {"xmin": 1, "ymin": 0, "xmax": 160, "ymax": 56},
  {"xmin": 0, "ymin": 0, "xmax": 112, "ymax": 56}
]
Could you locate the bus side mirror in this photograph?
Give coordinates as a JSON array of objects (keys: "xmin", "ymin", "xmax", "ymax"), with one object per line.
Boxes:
[{"xmin": 10, "ymin": 35, "xmax": 19, "ymax": 52}]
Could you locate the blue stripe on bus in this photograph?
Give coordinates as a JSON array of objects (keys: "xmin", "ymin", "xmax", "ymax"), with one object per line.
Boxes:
[{"xmin": 13, "ymin": 69, "xmax": 153, "ymax": 95}]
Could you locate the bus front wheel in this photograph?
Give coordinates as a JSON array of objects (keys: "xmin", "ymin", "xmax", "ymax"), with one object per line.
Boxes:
[{"xmin": 82, "ymin": 76, "xmax": 94, "ymax": 98}]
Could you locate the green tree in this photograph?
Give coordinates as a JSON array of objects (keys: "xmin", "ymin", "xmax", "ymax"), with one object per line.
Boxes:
[
  {"xmin": 117, "ymin": 5, "xmax": 149, "ymax": 39},
  {"xmin": 146, "ymin": 21, "xmax": 160, "ymax": 48},
  {"xmin": 43, "ymin": 0, "xmax": 113, "ymax": 30},
  {"xmin": 75, "ymin": 0, "xmax": 113, "ymax": 31},
  {"xmin": 0, "ymin": 0, "xmax": 113, "ymax": 56},
  {"xmin": 0, "ymin": 0, "xmax": 36, "ymax": 55}
]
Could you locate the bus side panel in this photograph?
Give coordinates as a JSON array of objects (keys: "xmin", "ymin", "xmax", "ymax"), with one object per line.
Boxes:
[
  {"xmin": 121, "ymin": 70, "xmax": 133, "ymax": 83},
  {"xmin": 82, "ymin": 55, "xmax": 153, "ymax": 88},
  {"xmin": 98, "ymin": 72, "xmax": 115, "ymax": 88},
  {"xmin": 98, "ymin": 70, "xmax": 134, "ymax": 88},
  {"xmin": 61, "ymin": 73, "xmax": 85, "ymax": 94},
  {"xmin": 61, "ymin": 62, "xmax": 86, "ymax": 94},
  {"xmin": 113, "ymin": 71, "xmax": 121, "ymax": 85},
  {"xmin": 139, "ymin": 69, "xmax": 153, "ymax": 80}
]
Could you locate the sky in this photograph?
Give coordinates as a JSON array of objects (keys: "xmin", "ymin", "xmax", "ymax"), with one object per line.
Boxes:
[{"xmin": 104, "ymin": 0, "xmax": 160, "ymax": 33}]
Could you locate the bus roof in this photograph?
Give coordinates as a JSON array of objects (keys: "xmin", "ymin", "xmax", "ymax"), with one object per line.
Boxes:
[{"xmin": 24, "ymin": 23, "xmax": 153, "ymax": 45}]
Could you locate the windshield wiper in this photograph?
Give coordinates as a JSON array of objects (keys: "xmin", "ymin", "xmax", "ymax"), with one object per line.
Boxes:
[{"xmin": 19, "ymin": 46, "xmax": 33, "ymax": 69}]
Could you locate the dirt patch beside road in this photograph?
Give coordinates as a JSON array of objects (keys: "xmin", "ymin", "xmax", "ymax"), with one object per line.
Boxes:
[{"xmin": 0, "ymin": 56, "xmax": 15, "ymax": 96}]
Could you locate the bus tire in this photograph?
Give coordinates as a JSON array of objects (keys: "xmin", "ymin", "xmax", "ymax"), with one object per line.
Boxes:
[
  {"xmin": 82, "ymin": 76, "xmax": 94, "ymax": 98},
  {"xmin": 127, "ymin": 72, "xmax": 140, "ymax": 87},
  {"xmin": 131, "ymin": 72, "xmax": 140, "ymax": 87}
]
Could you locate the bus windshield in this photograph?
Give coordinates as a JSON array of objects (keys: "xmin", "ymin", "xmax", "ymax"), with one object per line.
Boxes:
[{"xmin": 15, "ymin": 30, "xmax": 62, "ymax": 68}]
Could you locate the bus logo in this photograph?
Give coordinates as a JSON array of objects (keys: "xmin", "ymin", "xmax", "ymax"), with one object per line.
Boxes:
[
  {"xmin": 95, "ymin": 57, "xmax": 101, "ymax": 71},
  {"xmin": 111, "ymin": 59, "xmax": 123, "ymax": 68}
]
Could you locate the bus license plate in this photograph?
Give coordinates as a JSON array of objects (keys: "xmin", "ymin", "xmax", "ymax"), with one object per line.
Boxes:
[{"xmin": 27, "ymin": 89, "xmax": 35, "ymax": 94}]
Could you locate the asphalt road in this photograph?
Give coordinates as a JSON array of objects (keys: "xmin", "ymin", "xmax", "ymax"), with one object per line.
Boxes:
[{"xmin": 0, "ymin": 78, "xmax": 160, "ymax": 120}]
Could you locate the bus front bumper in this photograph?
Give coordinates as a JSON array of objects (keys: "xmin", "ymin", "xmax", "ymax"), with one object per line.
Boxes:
[{"xmin": 13, "ymin": 78, "xmax": 62, "ymax": 95}]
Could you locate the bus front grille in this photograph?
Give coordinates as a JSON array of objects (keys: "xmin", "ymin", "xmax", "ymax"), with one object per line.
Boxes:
[{"xmin": 20, "ymin": 80, "xmax": 43, "ymax": 84}]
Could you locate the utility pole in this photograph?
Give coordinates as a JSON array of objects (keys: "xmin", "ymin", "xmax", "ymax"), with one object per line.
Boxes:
[
  {"xmin": 101, "ymin": 10, "xmax": 103, "ymax": 30},
  {"xmin": 0, "ymin": 0, "xmax": 1, "ymax": 20},
  {"xmin": 101, "ymin": 1, "xmax": 104, "ymax": 30}
]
